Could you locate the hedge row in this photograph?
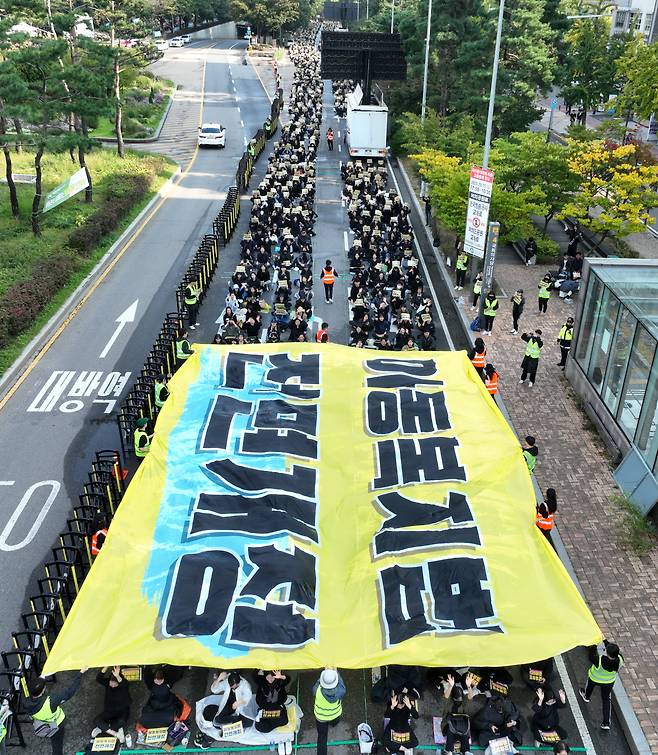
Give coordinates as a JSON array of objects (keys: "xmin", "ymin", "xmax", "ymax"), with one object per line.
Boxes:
[
  {"xmin": 68, "ymin": 174, "xmax": 151, "ymax": 253},
  {"xmin": 0, "ymin": 255, "xmax": 79, "ymax": 348}
]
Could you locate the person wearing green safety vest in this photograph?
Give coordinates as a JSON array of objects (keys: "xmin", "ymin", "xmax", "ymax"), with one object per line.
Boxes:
[
  {"xmin": 24, "ymin": 669, "xmax": 87, "ymax": 755},
  {"xmin": 471, "ymin": 272, "xmax": 483, "ymax": 310},
  {"xmin": 520, "ymin": 329, "xmax": 543, "ymax": 387},
  {"xmin": 454, "ymin": 252, "xmax": 469, "ymax": 290},
  {"xmin": 580, "ymin": 640, "xmax": 624, "ymax": 731},
  {"xmin": 537, "ymin": 273, "xmax": 553, "ymax": 314},
  {"xmin": 482, "ymin": 290, "xmax": 498, "ymax": 335},
  {"xmin": 0, "ymin": 697, "xmax": 10, "ymax": 754},
  {"xmin": 557, "ymin": 317, "xmax": 575, "ymax": 370},
  {"xmin": 176, "ymin": 330, "xmax": 193, "ymax": 366},
  {"xmin": 313, "ymin": 668, "xmax": 345, "ymax": 755},
  {"xmin": 154, "ymin": 375, "xmax": 170, "ymax": 410},
  {"xmin": 264, "ymin": 117, "xmax": 272, "ymax": 134},
  {"xmin": 134, "ymin": 416, "xmax": 152, "ymax": 458},
  {"xmin": 522, "ymin": 435, "xmax": 539, "ymax": 474},
  {"xmin": 248, "ymin": 140, "xmax": 256, "ymax": 159},
  {"xmin": 184, "ymin": 280, "xmax": 200, "ymax": 330}
]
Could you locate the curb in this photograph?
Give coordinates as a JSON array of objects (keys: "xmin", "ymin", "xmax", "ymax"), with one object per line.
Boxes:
[
  {"xmin": 394, "ymin": 155, "xmax": 652, "ymax": 755},
  {"xmin": 95, "ymin": 89, "xmax": 175, "ymax": 145},
  {"xmin": 0, "ymin": 166, "xmax": 182, "ymax": 400}
]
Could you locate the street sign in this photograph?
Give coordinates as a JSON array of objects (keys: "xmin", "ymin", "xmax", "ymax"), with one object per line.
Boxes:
[
  {"xmin": 482, "ymin": 222, "xmax": 500, "ymax": 293},
  {"xmin": 42, "ymin": 167, "xmax": 89, "ymax": 213},
  {"xmin": 463, "ymin": 166, "xmax": 494, "ymax": 259},
  {"xmin": 550, "ymin": 97, "xmax": 558, "ymax": 110}
]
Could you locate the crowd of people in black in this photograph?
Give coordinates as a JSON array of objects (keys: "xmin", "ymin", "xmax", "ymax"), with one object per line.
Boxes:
[{"xmin": 214, "ymin": 38, "xmax": 323, "ymax": 346}]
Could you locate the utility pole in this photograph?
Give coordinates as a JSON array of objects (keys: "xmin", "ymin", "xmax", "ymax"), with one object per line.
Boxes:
[
  {"xmin": 390, "ymin": 0, "xmax": 395, "ymax": 33},
  {"xmin": 421, "ymin": 0, "xmax": 432, "ymax": 121}
]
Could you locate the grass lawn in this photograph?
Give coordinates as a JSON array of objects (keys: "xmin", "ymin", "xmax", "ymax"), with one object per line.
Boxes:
[{"xmin": 0, "ymin": 148, "xmax": 176, "ymax": 375}]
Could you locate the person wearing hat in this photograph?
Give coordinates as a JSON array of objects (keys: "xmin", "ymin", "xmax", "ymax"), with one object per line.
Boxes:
[
  {"xmin": 313, "ymin": 667, "xmax": 345, "ymax": 755},
  {"xmin": 557, "ymin": 317, "xmax": 574, "ymax": 369},
  {"xmin": 134, "ymin": 417, "xmax": 152, "ymax": 459}
]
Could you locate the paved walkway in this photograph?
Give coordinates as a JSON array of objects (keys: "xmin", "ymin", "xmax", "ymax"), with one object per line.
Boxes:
[{"xmin": 446, "ymin": 238, "xmax": 658, "ymax": 751}]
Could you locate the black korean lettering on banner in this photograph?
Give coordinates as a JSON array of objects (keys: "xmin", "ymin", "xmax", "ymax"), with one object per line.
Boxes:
[
  {"xmin": 240, "ymin": 544, "xmax": 317, "ymax": 609},
  {"xmin": 188, "ymin": 493, "xmax": 318, "ymax": 543},
  {"xmin": 242, "ymin": 429, "xmax": 317, "ymax": 459},
  {"xmin": 204, "ymin": 459, "xmax": 317, "ymax": 499},
  {"xmin": 364, "ymin": 358, "xmax": 443, "ymax": 389},
  {"xmin": 264, "ymin": 353, "xmax": 321, "ymax": 399},
  {"xmin": 373, "ymin": 437, "xmax": 466, "ymax": 489},
  {"xmin": 162, "ymin": 550, "xmax": 239, "ymax": 637},
  {"xmin": 253, "ymin": 399, "xmax": 318, "ymax": 435},
  {"xmin": 373, "ymin": 491, "xmax": 480, "ymax": 555},
  {"xmin": 379, "ymin": 564, "xmax": 434, "ymax": 645},
  {"xmin": 231, "ymin": 603, "xmax": 316, "ymax": 647},
  {"xmin": 223, "ymin": 353, "xmax": 265, "ymax": 389},
  {"xmin": 366, "ymin": 390, "xmax": 450, "ymax": 436},
  {"xmin": 201, "ymin": 396, "xmax": 252, "ymax": 450},
  {"xmin": 428, "ymin": 557, "xmax": 501, "ymax": 632}
]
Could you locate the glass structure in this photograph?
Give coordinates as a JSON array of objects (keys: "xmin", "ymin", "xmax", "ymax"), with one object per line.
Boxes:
[{"xmin": 575, "ymin": 262, "xmax": 658, "ymax": 474}]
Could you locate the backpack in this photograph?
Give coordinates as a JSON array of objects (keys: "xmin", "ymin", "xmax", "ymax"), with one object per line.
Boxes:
[{"xmin": 447, "ymin": 712, "xmax": 470, "ymax": 737}]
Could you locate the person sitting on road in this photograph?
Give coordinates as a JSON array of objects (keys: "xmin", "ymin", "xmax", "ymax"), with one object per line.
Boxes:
[
  {"xmin": 531, "ymin": 686, "xmax": 567, "ymax": 746},
  {"xmin": 92, "ymin": 666, "xmax": 131, "ymax": 744},
  {"xmin": 255, "ymin": 670, "xmax": 290, "ymax": 733},
  {"xmin": 469, "ymin": 693, "xmax": 522, "ymax": 749},
  {"xmin": 138, "ymin": 667, "xmax": 187, "ymax": 736},
  {"xmin": 211, "ymin": 671, "xmax": 253, "ymax": 728}
]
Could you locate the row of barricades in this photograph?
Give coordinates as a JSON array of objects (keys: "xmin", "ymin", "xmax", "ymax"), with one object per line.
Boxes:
[
  {"xmin": 236, "ymin": 90, "xmax": 284, "ymax": 192},
  {"xmin": 0, "ymin": 74, "xmax": 284, "ymax": 750},
  {"xmin": 0, "ymin": 451, "xmax": 126, "ymax": 746}
]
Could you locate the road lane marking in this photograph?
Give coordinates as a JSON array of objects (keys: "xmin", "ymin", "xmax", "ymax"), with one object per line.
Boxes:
[
  {"xmin": 99, "ymin": 299, "xmax": 139, "ymax": 359},
  {"xmin": 555, "ymin": 653, "xmax": 598, "ymax": 755},
  {"xmin": 27, "ymin": 370, "xmax": 131, "ymax": 413},
  {"xmin": 343, "ymin": 231, "xmax": 349, "ymax": 252},
  {"xmin": 0, "ymin": 481, "xmax": 61, "ymax": 552},
  {"xmin": 0, "ymin": 57, "xmax": 207, "ymax": 414}
]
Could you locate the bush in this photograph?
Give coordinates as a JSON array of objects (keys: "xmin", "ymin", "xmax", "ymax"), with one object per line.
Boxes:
[
  {"xmin": 122, "ymin": 116, "xmax": 150, "ymax": 138},
  {"xmin": 0, "ymin": 255, "xmax": 78, "ymax": 341},
  {"xmin": 535, "ymin": 235, "xmax": 560, "ymax": 262}
]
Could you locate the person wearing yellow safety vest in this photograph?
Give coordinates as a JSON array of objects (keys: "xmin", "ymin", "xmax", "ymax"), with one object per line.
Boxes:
[
  {"xmin": 176, "ymin": 330, "xmax": 193, "ymax": 367},
  {"xmin": 0, "ymin": 697, "xmax": 11, "ymax": 754},
  {"xmin": 537, "ymin": 274, "xmax": 553, "ymax": 314},
  {"xmin": 522, "ymin": 435, "xmax": 539, "ymax": 474},
  {"xmin": 471, "ymin": 271, "xmax": 483, "ymax": 310},
  {"xmin": 454, "ymin": 251, "xmax": 469, "ymax": 290},
  {"xmin": 482, "ymin": 290, "xmax": 498, "ymax": 335},
  {"xmin": 313, "ymin": 668, "xmax": 346, "ymax": 755},
  {"xmin": 580, "ymin": 640, "xmax": 624, "ymax": 730},
  {"xmin": 154, "ymin": 375, "xmax": 170, "ymax": 411},
  {"xmin": 185, "ymin": 280, "xmax": 200, "ymax": 330},
  {"xmin": 248, "ymin": 140, "xmax": 256, "ymax": 159},
  {"xmin": 134, "ymin": 416, "xmax": 152, "ymax": 458},
  {"xmin": 557, "ymin": 317, "xmax": 575, "ymax": 370},
  {"xmin": 520, "ymin": 329, "xmax": 543, "ymax": 387},
  {"xmin": 24, "ymin": 669, "xmax": 87, "ymax": 754}
]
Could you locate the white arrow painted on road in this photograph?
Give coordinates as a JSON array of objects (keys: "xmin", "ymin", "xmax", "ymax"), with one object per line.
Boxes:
[{"xmin": 99, "ymin": 299, "xmax": 139, "ymax": 359}]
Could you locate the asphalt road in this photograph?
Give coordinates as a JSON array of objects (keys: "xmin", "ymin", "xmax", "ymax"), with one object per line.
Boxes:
[{"xmin": 0, "ymin": 38, "xmax": 272, "ymax": 647}]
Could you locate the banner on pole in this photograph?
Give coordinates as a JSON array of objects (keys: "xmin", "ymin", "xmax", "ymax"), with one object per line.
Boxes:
[
  {"xmin": 463, "ymin": 166, "xmax": 494, "ymax": 259},
  {"xmin": 42, "ymin": 168, "xmax": 89, "ymax": 213},
  {"xmin": 44, "ymin": 344, "xmax": 601, "ymax": 673}
]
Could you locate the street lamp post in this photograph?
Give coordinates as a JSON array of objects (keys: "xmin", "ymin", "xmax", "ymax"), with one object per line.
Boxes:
[
  {"xmin": 420, "ymin": 0, "xmax": 432, "ymax": 121},
  {"xmin": 390, "ymin": 0, "xmax": 395, "ymax": 33}
]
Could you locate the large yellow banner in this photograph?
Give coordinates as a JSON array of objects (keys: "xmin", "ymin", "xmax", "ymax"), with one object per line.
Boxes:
[{"xmin": 44, "ymin": 344, "xmax": 601, "ymax": 673}]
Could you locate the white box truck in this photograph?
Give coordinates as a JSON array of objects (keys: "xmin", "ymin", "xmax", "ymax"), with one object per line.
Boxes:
[{"xmin": 346, "ymin": 84, "xmax": 388, "ymax": 158}]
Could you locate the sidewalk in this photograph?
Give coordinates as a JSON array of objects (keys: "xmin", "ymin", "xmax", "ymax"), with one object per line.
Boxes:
[{"xmin": 449, "ymin": 238, "xmax": 658, "ymax": 751}]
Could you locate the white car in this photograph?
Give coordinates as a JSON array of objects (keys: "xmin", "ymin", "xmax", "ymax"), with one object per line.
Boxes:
[
  {"xmin": 181, "ymin": 34, "xmax": 192, "ymax": 44},
  {"xmin": 155, "ymin": 40, "xmax": 168, "ymax": 52},
  {"xmin": 198, "ymin": 123, "xmax": 226, "ymax": 148},
  {"xmin": 168, "ymin": 37, "xmax": 184, "ymax": 47}
]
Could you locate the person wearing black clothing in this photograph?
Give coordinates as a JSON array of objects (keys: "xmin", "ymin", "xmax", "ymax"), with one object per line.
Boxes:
[
  {"xmin": 510, "ymin": 289, "xmax": 525, "ymax": 334},
  {"xmin": 557, "ymin": 317, "xmax": 575, "ymax": 368},
  {"xmin": 92, "ymin": 667, "xmax": 131, "ymax": 741},
  {"xmin": 383, "ymin": 689, "xmax": 419, "ymax": 753},
  {"xmin": 139, "ymin": 667, "xmax": 180, "ymax": 729},
  {"xmin": 520, "ymin": 330, "xmax": 543, "ymax": 386},
  {"xmin": 470, "ymin": 693, "xmax": 522, "ymax": 748},
  {"xmin": 418, "ymin": 329, "xmax": 435, "ymax": 351},
  {"xmin": 423, "ymin": 195, "xmax": 432, "ymax": 226},
  {"xmin": 525, "ymin": 237, "xmax": 537, "ymax": 265},
  {"xmin": 531, "ymin": 686, "xmax": 567, "ymax": 744},
  {"xmin": 580, "ymin": 640, "xmax": 624, "ymax": 730},
  {"xmin": 24, "ymin": 670, "xmax": 87, "ymax": 755},
  {"xmin": 255, "ymin": 670, "xmax": 290, "ymax": 733}
]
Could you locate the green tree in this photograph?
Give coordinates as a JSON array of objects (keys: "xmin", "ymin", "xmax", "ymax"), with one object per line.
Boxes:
[
  {"xmin": 393, "ymin": 109, "xmax": 478, "ymax": 158},
  {"xmin": 616, "ymin": 40, "xmax": 658, "ymax": 123}
]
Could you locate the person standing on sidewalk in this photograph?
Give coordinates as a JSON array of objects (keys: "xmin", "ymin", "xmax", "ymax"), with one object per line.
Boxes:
[
  {"xmin": 423, "ymin": 195, "xmax": 432, "ymax": 226},
  {"xmin": 471, "ymin": 272, "xmax": 483, "ymax": 310},
  {"xmin": 538, "ymin": 274, "xmax": 552, "ymax": 314},
  {"xmin": 580, "ymin": 640, "xmax": 624, "ymax": 731},
  {"xmin": 536, "ymin": 488, "xmax": 557, "ymax": 540},
  {"xmin": 557, "ymin": 317, "xmax": 574, "ymax": 369},
  {"xmin": 314, "ymin": 668, "xmax": 345, "ymax": 755},
  {"xmin": 321, "ymin": 260, "xmax": 337, "ymax": 303},
  {"xmin": 24, "ymin": 669, "xmax": 87, "ymax": 755},
  {"xmin": 510, "ymin": 289, "xmax": 525, "ymax": 334},
  {"xmin": 468, "ymin": 337, "xmax": 487, "ymax": 377},
  {"xmin": 484, "ymin": 363, "xmax": 499, "ymax": 400},
  {"xmin": 520, "ymin": 330, "xmax": 543, "ymax": 387},
  {"xmin": 326, "ymin": 128, "xmax": 334, "ymax": 151},
  {"xmin": 455, "ymin": 250, "xmax": 469, "ymax": 290},
  {"xmin": 482, "ymin": 290, "xmax": 498, "ymax": 335},
  {"xmin": 522, "ymin": 435, "xmax": 539, "ymax": 474}
]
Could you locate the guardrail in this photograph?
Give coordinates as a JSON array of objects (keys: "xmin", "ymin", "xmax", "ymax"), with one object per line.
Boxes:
[{"xmin": 0, "ymin": 75, "xmax": 282, "ymax": 751}]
